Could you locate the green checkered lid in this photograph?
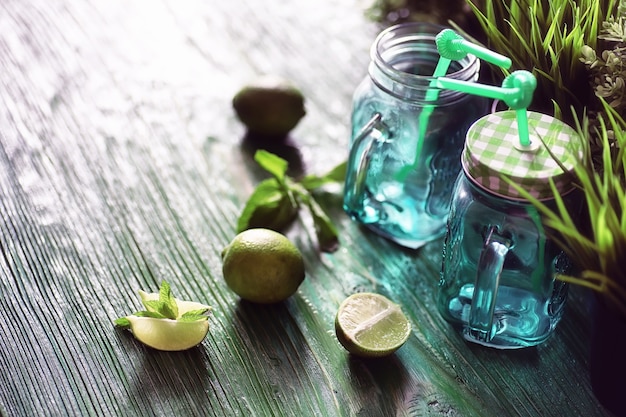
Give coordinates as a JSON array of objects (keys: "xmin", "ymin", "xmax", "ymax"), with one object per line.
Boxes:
[{"xmin": 462, "ymin": 110, "xmax": 582, "ymax": 200}]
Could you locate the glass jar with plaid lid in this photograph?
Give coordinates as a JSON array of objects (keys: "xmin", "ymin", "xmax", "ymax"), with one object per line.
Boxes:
[{"xmin": 437, "ymin": 110, "xmax": 583, "ymax": 348}]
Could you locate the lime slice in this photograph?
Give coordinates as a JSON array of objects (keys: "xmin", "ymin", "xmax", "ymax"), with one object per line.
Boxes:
[
  {"xmin": 335, "ymin": 293, "xmax": 411, "ymax": 358},
  {"xmin": 125, "ymin": 315, "xmax": 210, "ymax": 352}
]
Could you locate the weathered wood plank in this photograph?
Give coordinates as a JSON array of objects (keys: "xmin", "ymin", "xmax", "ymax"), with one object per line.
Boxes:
[{"xmin": 0, "ymin": 0, "xmax": 612, "ymax": 416}]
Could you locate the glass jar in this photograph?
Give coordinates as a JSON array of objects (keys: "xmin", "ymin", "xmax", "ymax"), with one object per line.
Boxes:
[
  {"xmin": 343, "ymin": 22, "xmax": 488, "ymax": 249},
  {"xmin": 437, "ymin": 111, "xmax": 583, "ymax": 348}
]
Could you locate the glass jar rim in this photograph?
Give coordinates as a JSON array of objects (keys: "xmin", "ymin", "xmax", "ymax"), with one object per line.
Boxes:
[{"xmin": 370, "ymin": 22, "xmax": 480, "ymax": 101}]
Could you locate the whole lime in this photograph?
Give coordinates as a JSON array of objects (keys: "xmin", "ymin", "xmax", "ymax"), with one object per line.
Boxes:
[
  {"xmin": 221, "ymin": 228, "xmax": 305, "ymax": 303},
  {"xmin": 232, "ymin": 76, "xmax": 306, "ymax": 137}
]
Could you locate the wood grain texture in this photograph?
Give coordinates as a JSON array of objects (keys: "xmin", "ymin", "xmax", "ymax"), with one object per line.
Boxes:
[{"xmin": 0, "ymin": 0, "xmax": 612, "ymax": 416}]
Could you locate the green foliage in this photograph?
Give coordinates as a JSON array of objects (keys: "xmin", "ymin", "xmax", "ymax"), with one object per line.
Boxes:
[
  {"xmin": 581, "ymin": 1, "xmax": 626, "ymax": 133},
  {"xmin": 471, "ymin": 1, "xmax": 626, "ymax": 316},
  {"xmin": 236, "ymin": 151, "xmax": 299, "ymax": 233},
  {"xmin": 157, "ymin": 281, "xmax": 178, "ymax": 319},
  {"xmin": 237, "ymin": 150, "xmax": 346, "ymax": 252},
  {"xmin": 114, "ymin": 281, "xmax": 211, "ymax": 326},
  {"xmin": 507, "ymin": 103, "xmax": 626, "ymax": 319},
  {"xmin": 178, "ymin": 310, "xmax": 213, "ymax": 322},
  {"xmin": 114, "ymin": 317, "xmax": 131, "ymax": 328},
  {"xmin": 466, "ymin": 0, "xmax": 617, "ymax": 122}
]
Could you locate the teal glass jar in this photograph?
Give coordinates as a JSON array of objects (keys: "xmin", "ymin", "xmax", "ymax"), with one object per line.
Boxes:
[
  {"xmin": 437, "ymin": 111, "xmax": 583, "ymax": 348},
  {"xmin": 343, "ymin": 22, "xmax": 488, "ymax": 249}
]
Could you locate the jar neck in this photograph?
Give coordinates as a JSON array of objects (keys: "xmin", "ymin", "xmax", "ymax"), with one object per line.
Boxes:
[{"xmin": 369, "ymin": 22, "xmax": 480, "ymax": 104}]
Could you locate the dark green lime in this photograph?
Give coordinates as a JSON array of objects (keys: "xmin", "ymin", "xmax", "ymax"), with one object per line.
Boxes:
[{"xmin": 233, "ymin": 76, "xmax": 306, "ymax": 137}]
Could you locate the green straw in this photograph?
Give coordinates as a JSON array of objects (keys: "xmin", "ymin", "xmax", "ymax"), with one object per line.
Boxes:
[
  {"xmin": 516, "ymin": 108, "xmax": 530, "ymax": 147},
  {"xmin": 436, "ymin": 29, "xmax": 512, "ymax": 69},
  {"xmin": 396, "ymin": 30, "xmax": 514, "ymax": 181},
  {"xmin": 434, "ymin": 70, "xmax": 537, "ymax": 147},
  {"xmin": 422, "ymin": 56, "xmax": 452, "ymax": 135},
  {"xmin": 395, "ymin": 57, "xmax": 450, "ymax": 182}
]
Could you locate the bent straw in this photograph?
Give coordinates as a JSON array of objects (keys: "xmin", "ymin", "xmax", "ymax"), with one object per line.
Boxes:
[
  {"xmin": 393, "ymin": 56, "xmax": 451, "ymax": 181},
  {"xmin": 396, "ymin": 30, "xmax": 513, "ymax": 181},
  {"xmin": 436, "ymin": 29, "xmax": 512, "ymax": 69},
  {"xmin": 435, "ymin": 70, "xmax": 537, "ymax": 147}
]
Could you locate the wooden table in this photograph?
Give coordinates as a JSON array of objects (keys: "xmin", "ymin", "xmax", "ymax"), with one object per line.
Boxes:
[{"xmin": 0, "ymin": 0, "xmax": 613, "ymax": 416}]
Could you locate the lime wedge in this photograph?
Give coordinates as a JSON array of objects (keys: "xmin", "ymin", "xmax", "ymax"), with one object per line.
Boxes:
[
  {"xmin": 335, "ymin": 293, "xmax": 411, "ymax": 358},
  {"xmin": 116, "ymin": 284, "xmax": 212, "ymax": 351},
  {"xmin": 125, "ymin": 315, "xmax": 210, "ymax": 352}
]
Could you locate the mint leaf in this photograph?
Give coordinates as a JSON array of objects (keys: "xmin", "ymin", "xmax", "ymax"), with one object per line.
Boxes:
[
  {"xmin": 178, "ymin": 309, "xmax": 211, "ymax": 322},
  {"xmin": 116, "ymin": 280, "xmax": 214, "ymax": 343},
  {"xmin": 323, "ymin": 161, "xmax": 348, "ymax": 182},
  {"xmin": 181, "ymin": 308, "xmax": 211, "ymax": 316},
  {"xmin": 300, "ymin": 161, "xmax": 347, "ymax": 190},
  {"xmin": 178, "ymin": 315, "xmax": 208, "ymax": 322},
  {"xmin": 114, "ymin": 317, "xmax": 131, "ymax": 328},
  {"xmin": 159, "ymin": 280, "xmax": 172, "ymax": 303},
  {"xmin": 134, "ymin": 310, "xmax": 168, "ymax": 319},
  {"xmin": 237, "ymin": 150, "xmax": 345, "ymax": 252},
  {"xmin": 140, "ymin": 293, "xmax": 156, "ymax": 313},
  {"xmin": 158, "ymin": 281, "xmax": 178, "ymax": 319},
  {"xmin": 143, "ymin": 300, "xmax": 177, "ymax": 320},
  {"xmin": 143, "ymin": 300, "xmax": 166, "ymax": 313},
  {"xmin": 254, "ymin": 149, "xmax": 288, "ymax": 184},
  {"xmin": 306, "ymin": 195, "xmax": 339, "ymax": 252},
  {"xmin": 237, "ymin": 178, "xmax": 298, "ymax": 233}
]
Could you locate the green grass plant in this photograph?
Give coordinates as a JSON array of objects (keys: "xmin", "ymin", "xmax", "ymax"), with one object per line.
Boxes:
[
  {"xmin": 508, "ymin": 102, "xmax": 626, "ymax": 320},
  {"xmin": 466, "ymin": 0, "xmax": 618, "ymax": 122},
  {"xmin": 475, "ymin": 1, "xmax": 626, "ymax": 319}
]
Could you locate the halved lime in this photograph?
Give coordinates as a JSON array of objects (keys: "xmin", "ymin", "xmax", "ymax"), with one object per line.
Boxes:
[
  {"xmin": 335, "ymin": 293, "xmax": 411, "ymax": 358},
  {"xmin": 125, "ymin": 315, "xmax": 209, "ymax": 352}
]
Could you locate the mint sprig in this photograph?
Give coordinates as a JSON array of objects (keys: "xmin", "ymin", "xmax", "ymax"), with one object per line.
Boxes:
[
  {"xmin": 114, "ymin": 281, "xmax": 210, "ymax": 329},
  {"xmin": 238, "ymin": 150, "xmax": 346, "ymax": 252}
]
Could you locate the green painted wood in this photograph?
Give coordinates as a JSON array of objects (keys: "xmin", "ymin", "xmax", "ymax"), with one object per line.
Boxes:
[{"xmin": 0, "ymin": 0, "xmax": 612, "ymax": 416}]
